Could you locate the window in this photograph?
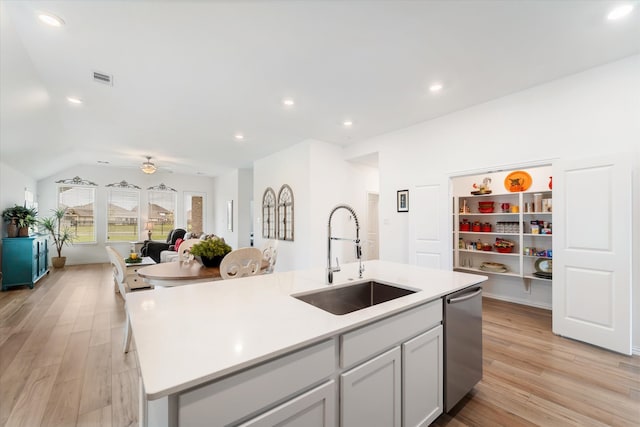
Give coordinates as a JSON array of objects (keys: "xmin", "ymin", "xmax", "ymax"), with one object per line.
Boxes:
[
  {"xmin": 185, "ymin": 192, "xmax": 206, "ymax": 234},
  {"xmin": 58, "ymin": 185, "xmax": 96, "ymax": 243},
  {"xmin": 107, "ymin": 189, "xmax": 140, "ymax": 241},
  {"xmin": 148, "ymin": 187, "xmax": 177, "ymax": 238}
]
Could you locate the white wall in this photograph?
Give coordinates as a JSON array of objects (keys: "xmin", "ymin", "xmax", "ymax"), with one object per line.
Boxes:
[
  {"xmin": 36, "ymin": 165, "xmax": 216, "ymax": 264},
  {"xmin": 0, "ymin": 161, "xmax": 38, "ymax": 237},
  {"xmin": 237, "ymin": 168, "xmax": 253, "ymax": 248},
  {"xmin": 212, "ymin": 169, "xmax": 239, "ymax": 248},
  {"xmin": 0, "ymin": 161, "xmax": 38, "ymax": 277},
  {"xmin": 254, "ymin": 141, "xmax": 312, "ymax": 271},
  {"xmin": 254, "ymin": 139, "xmax": 379, "ymax": 273},
  {"xmin": 345, "ymin": 55, "xmax": 640, "ymax": 350}
]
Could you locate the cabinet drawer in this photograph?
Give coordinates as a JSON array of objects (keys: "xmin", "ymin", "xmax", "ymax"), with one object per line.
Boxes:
[
  {"xmin": 179, "ymin": 339, "xmax": 336, "ymax": 427},
  {"xmin": 239, "ymin": 380, "xmax": 336, "ymax": 427},
  {"xmin": 341, "ymin": 300, "xmax": 441, "ymax": 369},
  {"xmin": 126, "ymin": 275, "xmax": 147, "ymax": 290}
]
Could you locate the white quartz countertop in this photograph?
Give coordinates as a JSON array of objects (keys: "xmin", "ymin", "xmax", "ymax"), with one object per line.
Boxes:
[{"xmin": 127, "ymin": 260, "xmax": 487, "ymax": 399}]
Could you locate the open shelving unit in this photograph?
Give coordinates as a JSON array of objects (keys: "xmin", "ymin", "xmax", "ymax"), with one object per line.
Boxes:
[{"xmin": 453, "ymin": 189, "xmax": 553, "ymax": 289}]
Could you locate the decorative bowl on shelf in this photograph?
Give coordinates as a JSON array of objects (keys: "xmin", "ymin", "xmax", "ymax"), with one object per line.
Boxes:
[
  {"xmin": 494, "ymin": 238, "xmax": 515, "ymax": 253},
  {"xmin": 478, "ymin": 201, "xmax": 494, "ymax": 213}
]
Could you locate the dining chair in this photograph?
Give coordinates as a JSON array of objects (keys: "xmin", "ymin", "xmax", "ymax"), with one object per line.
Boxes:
[
  {"xmin": 261, "ymin": 239, "xmax": 278, "ymax": 273},
  {"xmin": 105, "ymin": 246, "xmax": 133, "ymax": 353},
  {"xmin": 177, "ymin": 238, "xmax": 200, "ymax": 262},
  {"xmin": 220, "ymin": 247, "xmax": 263, "ymax": 280}
]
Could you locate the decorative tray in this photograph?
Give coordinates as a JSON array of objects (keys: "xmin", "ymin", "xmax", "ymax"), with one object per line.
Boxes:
[
  {"xmin": 504, "ymin": 170, "xmax": 532, "ymax": 192},
  {"xmin": 535, "ymin": 258, "xmax": 552, "ymax": 273},
  {"xmin": 125, "ymin": 257, "xmax": 142, "ymax": 264}
]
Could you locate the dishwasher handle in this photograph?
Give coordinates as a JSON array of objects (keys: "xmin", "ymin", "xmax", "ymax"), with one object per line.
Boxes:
[{"xmin": 447, "ymin": 287, "xmax": 482, "ymax": 304}]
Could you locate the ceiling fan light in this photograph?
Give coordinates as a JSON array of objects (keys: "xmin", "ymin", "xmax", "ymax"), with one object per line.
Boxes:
[{"xmin": 141, "ymin": 157, "xmax": 157, "ymax": 174}]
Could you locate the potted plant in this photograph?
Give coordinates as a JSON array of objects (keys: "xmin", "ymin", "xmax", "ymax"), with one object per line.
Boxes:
[
  {"xmin": 40, "ymin": 207, "xmax": 75, "ymax": 268},
  {"xmin": 189, "ymin": 237, "xmax": 232, "ymax": 267},
  {"xmin": 2, "ymin": 205, "xmax": 37, "ymax": 237}
]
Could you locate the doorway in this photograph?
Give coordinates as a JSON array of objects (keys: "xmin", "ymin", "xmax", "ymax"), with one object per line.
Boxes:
[{"xmin": 366, "ymin": 192, "xmax": 379, "ymax": 260}]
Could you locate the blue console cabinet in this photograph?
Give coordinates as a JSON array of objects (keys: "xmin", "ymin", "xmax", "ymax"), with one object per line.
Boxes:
[{"xmin": 2, "ymin": 236, "xmax": 49, "ymax": 291}]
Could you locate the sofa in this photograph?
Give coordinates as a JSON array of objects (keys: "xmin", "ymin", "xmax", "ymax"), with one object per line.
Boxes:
[
  {"xmin": 140, "ymin": 228, "xmax": 186, "ymax": 263},
  {"xmin": 159, "ymin": 232, "xmax": 222, "ymax": 263}
]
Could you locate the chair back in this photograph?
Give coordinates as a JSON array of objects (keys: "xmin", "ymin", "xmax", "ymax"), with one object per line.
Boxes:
[
  {"xmin": 106, "ymin": 246, "xmax": 129, "ymax": 296},
  {"xmin": 105, "ymin": 246, "xmax": 134, "ymax": 354},
  {"xmin": 261, "ymin": 239, "xmax": 278, "ymax": 273},
  {"xmin": 220, "ymin": 247, "xmax": 263, "ymax": 280},
  {"xmin": 178, "ymin": 238, "xmax": 200, "ymax": 262}
]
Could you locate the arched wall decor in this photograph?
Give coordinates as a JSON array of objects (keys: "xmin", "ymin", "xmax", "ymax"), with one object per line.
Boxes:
[
  {"xmin": 147, "ymin": 183, "xmax": 177, "ymax": 192},
  {"xmin": 262, "ymin": 187, "xmax": 276, "ymax": 239},
  {"xmin": 105, "ymin": 180, "xmax": 141, "ymax": 189},
  {"xmin": 277, "ymin": 184, "xmax": 294, "ymax": 241},
  {"xmin": 55, "ymin": 176, "xmax": 98, "ymax": 186}
]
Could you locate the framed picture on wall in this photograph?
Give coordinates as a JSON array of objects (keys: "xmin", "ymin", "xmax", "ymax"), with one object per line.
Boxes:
[{"xmin": 397, "ymin": 190, "xmax": 409, "ymax": 212}]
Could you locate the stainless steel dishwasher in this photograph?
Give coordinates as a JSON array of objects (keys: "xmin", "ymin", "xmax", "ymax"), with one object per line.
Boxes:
[{"xmin": 444, "ymin": 285, "xmax": 483, "ymax": 412}]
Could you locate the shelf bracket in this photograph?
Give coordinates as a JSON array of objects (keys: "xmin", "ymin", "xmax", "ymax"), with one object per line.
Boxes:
[{"xmin": 522, "ymin": 277, "xmax": 532, "ymax": 294}]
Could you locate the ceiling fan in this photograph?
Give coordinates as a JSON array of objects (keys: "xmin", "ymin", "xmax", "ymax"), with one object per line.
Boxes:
[{"xmin": 140, "ymin": 156, "xmax": 157, "ymax": 174}]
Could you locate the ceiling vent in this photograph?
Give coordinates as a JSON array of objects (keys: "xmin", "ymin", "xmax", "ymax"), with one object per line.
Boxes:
[{"xmin": 93, "ymin": 71, "xmax": 113, "ymax": 86}]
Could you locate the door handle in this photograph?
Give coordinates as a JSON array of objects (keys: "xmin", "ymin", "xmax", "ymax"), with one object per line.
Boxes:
[{"xmin": 447, "ymin": 287, "xmax": 482, "ymax": 304}]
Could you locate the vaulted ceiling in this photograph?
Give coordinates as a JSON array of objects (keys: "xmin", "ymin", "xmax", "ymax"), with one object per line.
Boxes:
[{"xmin": 1, "ymin": 1, "xmax": 638, "ymax": 179}]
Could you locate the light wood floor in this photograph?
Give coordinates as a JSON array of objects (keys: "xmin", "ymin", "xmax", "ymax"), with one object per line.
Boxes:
[{"xmin": 1, "ymin": 265, "xmax": 639, "ymax": 427}]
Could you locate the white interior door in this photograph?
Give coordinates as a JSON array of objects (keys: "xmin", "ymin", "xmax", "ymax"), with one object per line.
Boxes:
[
  {"xmin": 553, "ymin": 155, "xmax": 632, "ymax": 355},
  {"xmin": 410, "ymin": 184, "xmax": 444, "ymax": 269},
  {"xmin": 366, "ymin": 192, "xmax": 379, "ymax": 260}
]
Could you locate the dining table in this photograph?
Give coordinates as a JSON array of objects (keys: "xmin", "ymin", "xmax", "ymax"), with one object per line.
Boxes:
[{"xmin": 136, "ymin": 261, "xmax": 222, "ymax": 288}]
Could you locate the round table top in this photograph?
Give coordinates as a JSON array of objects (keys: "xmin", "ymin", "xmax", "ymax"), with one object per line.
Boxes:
[{"xmin": 137, "ymin": 261, "xmax": 221, "ymax": 281}]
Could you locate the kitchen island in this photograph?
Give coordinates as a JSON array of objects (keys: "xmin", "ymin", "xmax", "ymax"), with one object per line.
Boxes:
[{"xmin": 127, "ymin": 260, "xmax": 487, "ymax": 426}]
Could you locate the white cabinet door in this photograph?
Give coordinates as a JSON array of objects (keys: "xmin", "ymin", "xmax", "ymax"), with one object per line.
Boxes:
[
  {"xmin": 340, "ymin": 347, "xmax": 401, "ymax": 427},
  {"xmin": 553, "ymin": 155, "xmax": 632, "ymax": 355},
  {"xmin": 402, "ymin": 325, "xmax": 443, "ymax": 427},
  {"xmin": 239, "ymin": 381, "xmax": 336, "ymax": 427}
]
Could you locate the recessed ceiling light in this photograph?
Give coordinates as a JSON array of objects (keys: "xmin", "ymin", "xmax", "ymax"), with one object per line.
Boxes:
[
  {"xmin": 38, "ymin": 12, "xmax": 65, "ymax": 27},
  {"xmin": 66, "ymin": 96, "xmax": 83, "ymax": 104},
  {"xmin": 607, "ymin": 4, "xmax": 634, "ymax": 20},
  {"xmin": 234, "ymin": 133, "xmax": 245, "ymax": 141},
  {"xmin": 282, "ymin": 98, "xmax": 295, "ymax": 107},
  {"xmin": 429, "ymin": 83, "xmax": 443, "ymax": 93},
  {"xmin": 343, "ymin": 120, "xmax": 353, "ymax": 127}
]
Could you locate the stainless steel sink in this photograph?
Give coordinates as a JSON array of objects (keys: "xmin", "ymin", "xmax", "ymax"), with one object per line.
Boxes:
[{"xmin": 293, "ymin": 281, "xmax": 417, "ymax": 315}]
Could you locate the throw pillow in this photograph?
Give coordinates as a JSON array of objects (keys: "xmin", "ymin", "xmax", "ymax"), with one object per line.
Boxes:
[{"xmin": 174, "ymin": 238, "xmax": 184, "ymax": 251}]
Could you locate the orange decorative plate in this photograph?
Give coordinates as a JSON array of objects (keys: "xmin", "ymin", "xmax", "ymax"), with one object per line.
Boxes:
[{"xmin": 504, "ymin": 170, "xmax": 532, "ymax": 192}]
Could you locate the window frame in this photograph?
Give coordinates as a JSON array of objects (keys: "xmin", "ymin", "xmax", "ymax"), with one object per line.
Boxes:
[
  {"xmin": 106, "ymin": 187, "xmax": 141, "ymax": 242},
  {"xmin": 148, "ymin": 188, "xmax": 177, "ymax": 239},
  {"xmin": 57, "ymin": 184, "xmax": 97, "ymax": 244}
]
